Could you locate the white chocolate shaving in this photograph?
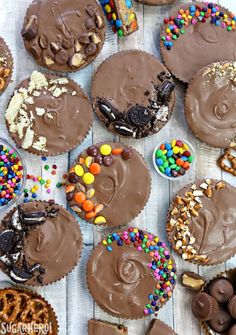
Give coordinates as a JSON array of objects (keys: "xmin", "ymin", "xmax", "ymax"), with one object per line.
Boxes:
[
  {"xmin": 36, "ymin": 107, "xmax": 46, "ymax": 116},
  {"xmin": 22, "ymin": 127, "xmax": 34, "ymax": 149},
  {"xmin": 32, "ymin": 136, "xmax": 48, "ymax": 152}
]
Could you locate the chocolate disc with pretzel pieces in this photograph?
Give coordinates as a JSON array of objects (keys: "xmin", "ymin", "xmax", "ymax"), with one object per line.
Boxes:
[
  {"xmin": 0, "ymin": 288, "xmax": 58, "ymax": 334},
  {"xmin": 185, "ymin": 61, "xmax": 236, "ymax": 148}
]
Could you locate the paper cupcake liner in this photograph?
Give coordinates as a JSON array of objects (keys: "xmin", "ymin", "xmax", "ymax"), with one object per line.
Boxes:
[
  {"xmin": 200, "ymin": 268, "xmax": 236, "ymax": 335},
  {"xmin": 0, "ymin": 286, "xmax": 59, "ymax": 334},
  {"xmin": 67, "ymin": 141, "xmax": 152, "ymax": 228},
  {"xmin": 86, "ymin": 227, "xmax": 176, "ymax": 320},
  {"xmin": 91, "ymin": 50, "xmax": 176, "ymax": 139},
  {"xmin": 0, "ymin": 200, "xmax": 83, "ymax": 287},
  {"xmin": 22, "ymin": 0, "xmax": 106, "ymax": 73},
  {"xmin": 166, "ymin": 179, "xmax": 236, "ymax": 266},
  {"xmin": 159, "ymin": 2, "xmax": 232, "ymax": 84},
  {"xmin": 184, "ymin": 61, "xmax": 236, "ymax": 149},
  {"xmin": 0, "ymin": 36, "xmax": 14, "ymax": 95},
  {"xmin": 5, "ymin": 73, "xmax": 93, "ymax": 157}
]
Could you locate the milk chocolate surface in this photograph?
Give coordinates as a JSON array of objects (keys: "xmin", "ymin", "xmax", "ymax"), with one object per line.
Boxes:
[
  {"xmin": 136, "ymin": 0, "xmax": 176, "ymax": 5},
  {"xmin": 88, "ymin": 319, "xmax": 128, "ymax": 335},
  {"xmin": 21, "ymin": 0, "xmax": 106, "ymax": 72},
  {"xmin": 185, "ymin": 61, "xmax": 236, "ymax": 148},
  {"xmin": 0, "ymin": 37, "xmax": 13, "ymax": 94},
  {"xmin": 147, "ymin": 319, "xmax": 177, "ymax": 335}
]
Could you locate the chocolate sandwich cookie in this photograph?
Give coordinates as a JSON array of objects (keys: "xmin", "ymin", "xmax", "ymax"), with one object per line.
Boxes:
[
  {"xmin": 0, "ymin": 288, "xmax": 58, "ymax": 334},
  {"xmin": 91, "ymin": 50, "xmax": 175, "ymax": 139},
  {"xmin": 167, "ymin": 179, "xmax": 236, "ymax": 265},
  {"xmin": 0, "ymin": 201, "xmax": 82, "ymax": 285},
  {"xmin": 136, "ymin": 0, "xmax": 176, "ymax": 5},
  {"xmin": 0, "ymin": 38, "xmax": 13, "ymax": 94},
  {"xmin": 87, "ymin": 227, "xmax": 176, "ymax": 319},
  {"xmin": 21, "ymin": 0, "xmax": 106, "ymax": 72},
  {"xmin": 146, "ymin": 319, "xmax": 177, "ymax": 335},
  {"xmin": 5, "ymin": 71, "xmax": 92, "ymax": 156},
  {"xmin": 185, "ymin": 61, "xmax": 236, "ymax": 148},
  {"xmin": 88, "ymin": 319, "xmax": 128, "ymax": 335},
  {"xmin": 160, "ymin": 2, "xmax": 236, "ymax": 83},
  {"xmin": 66, "ymin": 142, "xmax": 151, "ymax": 227}
]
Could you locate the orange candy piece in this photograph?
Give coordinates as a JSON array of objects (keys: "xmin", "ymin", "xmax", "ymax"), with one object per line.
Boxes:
[
  {"xmin": 112, "ymin": 148, "xmax": 123, "ymax": 155},
  {"xmin": 176, "ymin": 158, "xmax": 184, "ymax": 167},
  {"xmin": 83, "ymin": 200, "xmax": 95, "ymax": 212},
  {"xmin": 74, "ymin": 192, "xmax": 86, "ymax": 204},
  {"xmin": 89, "ymin": 163, "xmax": 101, "ymax": 175},
  {"xmin": 183, "ymin": 162, "xmax": 190, "ymax": 170},
  {"xmin": 86, "ymin": 211, "xmax": 96, "ymax": 219}
]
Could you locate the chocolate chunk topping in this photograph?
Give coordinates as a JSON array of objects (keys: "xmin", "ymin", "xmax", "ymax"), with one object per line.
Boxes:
[
  {"xmin": 84, "ymin": 43, "xmax": 97, "ymax": 56},
  {"xmin": 84, "ymin": 17, "xmax": 96, "ymax": 31},
  {"xmin": 61, "ymin": 38, "xmax": 73, "ymax": 49},
  {"xmin": 55, "ymin": 49, "xmax": 69, "ymax": 64},
  {"xmin": 21, "ymin": 15, "xmax": 38, "ymax": 41},
  {"xmin": 38, "ymin": 34, "xmax": 48, "ymax": 49},
  {"xmin": 29, "ymin": 45, "xmax": 42, "ymax": 59}
]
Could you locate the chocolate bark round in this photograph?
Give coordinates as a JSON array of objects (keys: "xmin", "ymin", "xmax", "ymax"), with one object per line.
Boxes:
[
  {"xmin": 167, "ymin": 179, "xmax": 236, "ymax": 265},
  {"xmin": 0, "ymin": 37, "xmax": 13, "ymax": 94},
  {"xmin": 21, "ymin": 0, "xmax": 106, "ymax": 72},
  {"xmin": 87, "ymin": 228, "xmax": 176, "ymax": 319},
  {"xmin": 5, "ymin": 71, "xmax": 93, "ymax": 156},
  {"xmin": 91, "ymin": 50, "xmax": 175, "ymax": 139},
  {"xmin": 185, "ymin": 61, "xmax": 236, "ymax": 148},
  {"xmin": 160, "ymin": 2, "xmax": 236, "ymax": 83},
  {"xmin": 0, "ymin": 201, "xmax": 83, "ymax": 286},
  {"xmin": 66, "ymin": 142, "xmax": 151, "ymax": 227}
]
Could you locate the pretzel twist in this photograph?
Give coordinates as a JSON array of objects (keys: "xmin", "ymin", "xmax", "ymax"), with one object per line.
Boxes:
[{"xmin": 217, "ymin": 146, "xmax": 236, "ymax": 176}]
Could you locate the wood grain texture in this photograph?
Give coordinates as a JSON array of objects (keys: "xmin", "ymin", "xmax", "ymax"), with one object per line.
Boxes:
[{"xmin": 0, "ymin": 0, "xmax": 235, "ymax": 334}]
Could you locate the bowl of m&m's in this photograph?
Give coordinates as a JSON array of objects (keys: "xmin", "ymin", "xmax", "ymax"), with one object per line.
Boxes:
[
  {"xmin": 0, "ymin": 138, "xmax": 26, "ymax": 210},
  {"xmin": 153, "ymin": 138, "xmax": 195, "ymax": 180}
]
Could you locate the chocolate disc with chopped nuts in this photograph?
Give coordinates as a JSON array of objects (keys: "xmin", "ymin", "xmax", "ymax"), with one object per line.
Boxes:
[
  {"xmin": 21, "ymin": 0, "xmax": 106, "ymax": 72},
  {"xmin": 92, "ymin": 50, "xmax": 176, "ymax": 139},
  {"xmin": 0, "ymin": 37, "xmax": 13, "ymax": 94},
  {"xmin": 166, "ymin": 179, "xmax": 236, "ymax": 265}
]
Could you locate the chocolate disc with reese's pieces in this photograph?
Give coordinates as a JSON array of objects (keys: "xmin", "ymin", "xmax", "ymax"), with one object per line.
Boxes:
[
  {"xmin": 21, "ymin": 0, "xmax": 106, "ymax": 72},
  {"xmin": 87, "ymin": 228, "xmax": 177, "ymax": 319},
  {"xmin": 185, "ymin": 61, "xmax": 236, "ymax": 149},
  {"xmin": 5, "ymin": 71, "xmax": 93, "ymax": 156},
  {"xmin": 0, "ymin": 37, "xmax": 13, "ymax": 94},
  {"xmin": 166, "ymin": 179, "xmax": 236, "ymax": 265},
  {"xmin": 91, "ymin": 50, "xmax": 175, "ymax": 139},
  {"xmin": 66, "ymin": 142, "xmax": 151, "ymax": 227},
  {"xmin": 160, "ymin": 2, "xmax": 236, "ymax": 83},
  {"xmin": 0, "ymin": 201, "xmax": 83, "ymax": 286}
]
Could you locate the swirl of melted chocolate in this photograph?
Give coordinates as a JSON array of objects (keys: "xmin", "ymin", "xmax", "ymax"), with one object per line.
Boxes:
[
  {"xmin": 87, "ymin": 228, "xmax": 176, "ymax": 319},
  {"xmin": 161, "ymin": 2, "xmax": 236, "ymax": 83},
  {"xmin": 185, "ymin": 61, "xmax": 236, "ymax": 148},
  {"xmin": 66, "ymin": 142, "xmax": 151, "ymax": 227},
  {"xmin": 0, "ymin": 201, "xmax": 83, "ymax": 285},
  {"xmin": 167, "ymin": 180, "xmax": 236, "ymax": 265}
]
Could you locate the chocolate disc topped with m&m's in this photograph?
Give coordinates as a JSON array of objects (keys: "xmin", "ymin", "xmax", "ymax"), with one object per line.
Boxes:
[
  {"xmin": 185, "ymin": 61, "xmax": 236, "ymax": 148},
  {"xmin": 87, "ymin": 228, "xmax": 177, "ymax": 319},
  {"xmin": 160, "ymin": 2, "xmax": 236, "ymax": 83},
  {"xmin": 92, "ymin": 50, "xmax": 175, "ymax": 139},
  {"xmin": 66, "ymin": 142, "xmax": 151, "ymax": 227}
]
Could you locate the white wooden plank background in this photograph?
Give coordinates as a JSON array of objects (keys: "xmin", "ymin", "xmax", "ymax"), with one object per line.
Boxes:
[{"xmin": 0, "ymin": 1, "xmax": 235, "ymax": 334}]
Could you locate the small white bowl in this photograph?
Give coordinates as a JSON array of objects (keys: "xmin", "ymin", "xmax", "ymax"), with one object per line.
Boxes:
[{"xmin": 152, "ymin": 138, "xmax": 195, "ymax": 181}]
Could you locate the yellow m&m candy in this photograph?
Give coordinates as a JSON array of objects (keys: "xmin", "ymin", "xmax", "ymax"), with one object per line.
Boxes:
[
  {"xmin": 100, "ymin": 144, "xmax": 112, "ymax": 156},
  {"xmin": 83, "ymin": 172, "xmax": 95, "ymax": 185},
  {"xmin": 75, "ymin": 165, "xmax": 84, "ymax": 177}
]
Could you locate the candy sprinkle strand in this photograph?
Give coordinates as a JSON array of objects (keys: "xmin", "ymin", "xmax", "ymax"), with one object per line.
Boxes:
[
  {"xmin": 162, "ymin": 2, "xmax": 236, "ymax": 50},
  {"xmin": 102, "ymin": 227, "xmax": 177, "ymax": 315},
  {"xmin": 0, "ymin": 144, "xmax": 24, "ymax": 207}
]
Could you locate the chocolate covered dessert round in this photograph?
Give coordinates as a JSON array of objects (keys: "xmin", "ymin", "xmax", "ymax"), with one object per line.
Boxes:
[
  {"xmin": 0, "ymin": 288, "xmax": 58, "ymax": 334},
  {"xmin": 147, "ymin": 319, "xmax": 177, "ymax": 335},
  {"xmin": 136, "ymin": 0, "xmax": 176, "ymax": 5},
  {"xmin": 21, "ymin": 0, "xmax": 106, "ymax": 72},
  {"xmin": 209, "ymin": 308, "xmax": 232, "ymax": 333},
  {"xmin": 160, "ymin": 2, "xmax": 236, "ymax": 83},
  {"xmin": 5, "ymin": 71, "xmax": 93, "ymax": 156},
  {"xmin": 66, "ymin": 142, "xmax": 151, "ymax": 227},
  {"xmin": 185, "ymin": 61, "xmax": 236, "ymax": 148},
  {"xmin": 0, "ymin": 37, "xmax": 13, "ymax": 94},
  {"xmin": 192, "ymin": 292, "xmax": 218, "ymax": 321},
  {"xmin": 87, "ymin": 227, "xmax": 176, "ymax": 319},
  {"xmin": 209, "ymin": 279, "xmax": 234, "ymax": 304},
  {"xmin": 91, "ymin": 50, "xmax": 175, "ymax": 139},
  {"xmin": 229, "ymin": 296, "xmax": 236, "ymax": 319},
  {"xmin": 0, "ymin": 201, "xmax": 83, "ymax": 286},
  {"xmin": 167, "ymin": 179, "xmax": 236, "ymax": 265}
]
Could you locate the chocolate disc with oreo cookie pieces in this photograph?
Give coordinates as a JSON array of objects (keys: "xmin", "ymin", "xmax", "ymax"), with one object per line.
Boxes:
[
  {"xmin": 92, "ymin": 50, "xmax": 175, "ymax": 139},
  {"xmin": 21, "ymin": 0, "xmax": 106, "ymax": 72}
]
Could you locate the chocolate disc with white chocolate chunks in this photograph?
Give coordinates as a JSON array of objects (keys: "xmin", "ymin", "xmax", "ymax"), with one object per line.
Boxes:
[
  {"xmin": 92, "ymin": 50, "xmax": 175, "ymax": 139},
  {"xmin": 87, "ymin": 228, "xmax": 176, "ymax": 319},
  {"xmin": 167, "ymin": 179, "xmax": 236, "ymax": 265},
  {"xmin": 0, "ymin": 37, "xmax": 13, "ymax": 94},
  {"xmin": 160, "ymin": 2, "xmax": 236, "ymax": 83},
  {"xmin": 0, "ymin": 201, "xmax": 82, "ymax": 286},
  {"xmin": 21, "ymin": 0, "xmax": 106, "ymax": 72},
  {"xmin": 5, "ymin": 71, "xmax": 92, "ymax": 156},
  {"xmin": 185, "ymin": 62, "xmax": 236, "ymax": 148},
  {"xmin": 66, "ymin": 142, "xmax": 151, "ymax": 227}
]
